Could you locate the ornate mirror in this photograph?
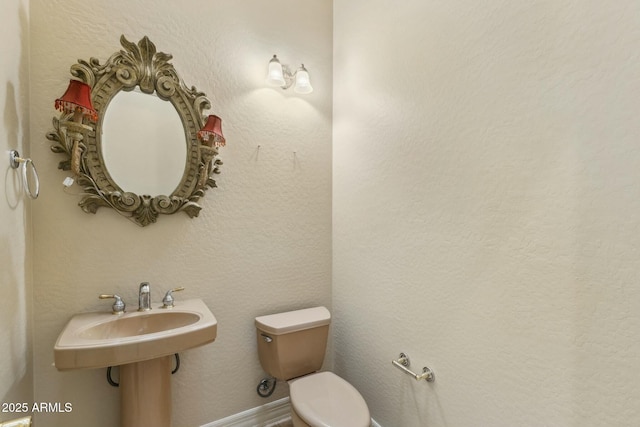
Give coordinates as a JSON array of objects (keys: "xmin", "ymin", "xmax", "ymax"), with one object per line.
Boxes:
[{"xmin": 47, "ymin": 35, "xmax": 224, "ymax": 226}]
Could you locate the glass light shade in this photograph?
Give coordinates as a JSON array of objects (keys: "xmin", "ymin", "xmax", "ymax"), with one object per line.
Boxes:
[
  {"xmin": 197, "ymin": 115, "xmax": 226, "ymax": 147},
  {"xmin": 294, "ymin": 65, "xmax": 313, "ymax": 94},
  {"xmin": 266, "ymin": 55, "xmax": 286, "ymax": 87},
  {"xmin": 55, "ymin": 79, "xmax": 98, "ymax": 121}
]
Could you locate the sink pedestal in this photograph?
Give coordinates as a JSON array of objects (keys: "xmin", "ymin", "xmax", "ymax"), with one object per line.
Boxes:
[{"xmin": 120, "ymin": 356, "xmax": 172, "ymax": 427}]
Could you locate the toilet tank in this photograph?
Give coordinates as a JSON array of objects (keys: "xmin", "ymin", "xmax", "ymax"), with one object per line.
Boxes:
[{"xmin": 255, "ymin": 306, "xmax": 330, "ymax": 381}]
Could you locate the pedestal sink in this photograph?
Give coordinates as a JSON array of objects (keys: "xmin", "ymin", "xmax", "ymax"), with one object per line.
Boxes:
[{"xmin": 54, "ymin": 298, "xmax": 217, "ymax": 427}]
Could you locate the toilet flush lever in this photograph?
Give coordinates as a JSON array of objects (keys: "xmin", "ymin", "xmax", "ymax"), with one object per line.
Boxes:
[{"xmin": 261, "ymin": 334, "xmax": 273, "ymax": 343}]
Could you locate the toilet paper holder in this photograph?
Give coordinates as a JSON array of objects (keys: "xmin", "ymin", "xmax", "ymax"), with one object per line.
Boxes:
[{"xmin": 392, "ymin": 352, "xmax": 435, "ymax": 382}]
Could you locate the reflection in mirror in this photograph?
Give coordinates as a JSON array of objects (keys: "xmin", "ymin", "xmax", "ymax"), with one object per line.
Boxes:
[{"xmin": 101, "ymin": 90, "xmax": 186, "ymax": 196}]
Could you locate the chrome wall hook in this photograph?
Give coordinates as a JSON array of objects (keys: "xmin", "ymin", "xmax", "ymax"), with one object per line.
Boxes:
[{"xmin": 9, "ymin": 150, "xmax": 39, "ymax": 199}]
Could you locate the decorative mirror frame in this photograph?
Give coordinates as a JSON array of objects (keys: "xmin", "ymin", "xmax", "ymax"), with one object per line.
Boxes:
[{"xmin": 47, "ymin": 35, "xmax": 223, "ymax": 226}]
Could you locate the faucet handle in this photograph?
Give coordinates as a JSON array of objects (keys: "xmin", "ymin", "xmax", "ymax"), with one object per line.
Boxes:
[
  {"xmin": 99, "ymin": 294, "xmax": 126, "ymax": 314},
  {"xmin": 161, "ymin": 287, "xmax": 185, "ymax": 308}
]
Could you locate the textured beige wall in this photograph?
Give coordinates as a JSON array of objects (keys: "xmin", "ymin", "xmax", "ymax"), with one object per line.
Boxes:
[
  {"xmin": 333, "ymin": 1, "xmax": 640, "ymax": 426},
  {"xmin": 29, "ymin": 1, "xmax": 332, "ymax": 426},
  {"xmin": 0, "ymin": 0, "xmax": 33, "ymax": 421}
]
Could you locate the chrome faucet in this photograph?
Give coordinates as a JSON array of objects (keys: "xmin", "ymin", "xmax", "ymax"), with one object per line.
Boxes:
[
  {"xmin": 162, "ymin": 286, "xmax": 185, "ymax": 308},
  {"xmin": 99, "ymin": 294, "xmax": 126, "ymax": 314},
  {"xmin": 138, "ymin": 282, "xmax": 151, "ymax": 311}
]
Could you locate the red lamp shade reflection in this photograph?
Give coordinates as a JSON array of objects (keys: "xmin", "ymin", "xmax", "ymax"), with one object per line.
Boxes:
[
  {"xmin": 55, "ymin": 80, "xmax": 98, "ymax": 122},
  {"xmin": 197, "ymin": 115, "xmax": 226, "ymax": 147}
]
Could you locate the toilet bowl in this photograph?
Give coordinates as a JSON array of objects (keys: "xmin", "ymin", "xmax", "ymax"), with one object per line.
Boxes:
[
  {"xmin": 289, "ymin": 371, "xmax": 370, "ymax": 427},
  {"xmin": 255, "ymin": 307, "xmax": 371, "ymax": 427}
]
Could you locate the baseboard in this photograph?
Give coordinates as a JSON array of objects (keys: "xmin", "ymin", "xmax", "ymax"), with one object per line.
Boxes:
[
  {"xmin": 0, "ymin": 417, "xmax": 32, "ymax": 427},
  {"xmin": 202, "ymin": 397, "xmax": 383, "ymax": 427},
  {"xmin": 202, "ymin": 397, "xmax": 291, "ymax": 427}
]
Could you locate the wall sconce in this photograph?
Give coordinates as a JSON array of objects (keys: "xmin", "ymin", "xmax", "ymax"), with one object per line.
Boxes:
[
  {"xmin": 197, "ymin": 114, "xmax": 225, "ymax": 187},
  {"xmin": 266, "ymin": 54, "xmax": 313, "ymax": 94},
  {"xmin": 197, "ymin": 115, "xmax": 226, "ymax": 148},
  {"xmin": 54, "ymin": 79, "xmax": 98, "ymax": 176}
]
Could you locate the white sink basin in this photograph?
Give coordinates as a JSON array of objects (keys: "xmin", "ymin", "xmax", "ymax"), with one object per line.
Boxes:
[{"xmin": 54, "ymin": 298, "xmax": 217, "ymax": 370}]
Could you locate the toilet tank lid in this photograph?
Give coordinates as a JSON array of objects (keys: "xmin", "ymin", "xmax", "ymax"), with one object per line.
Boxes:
[{"xmin": 255, "ymin": 306, "xmax": 330, "ymax": 335}]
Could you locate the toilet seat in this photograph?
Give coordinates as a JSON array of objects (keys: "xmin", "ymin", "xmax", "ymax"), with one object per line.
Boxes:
[{"xmin": 289, "ymin": 371, "xmax": 370, "ymax": 427}]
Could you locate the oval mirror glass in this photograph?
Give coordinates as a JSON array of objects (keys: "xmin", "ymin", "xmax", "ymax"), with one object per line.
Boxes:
[{"xmin": 101, "ymin": 90, "xmax": 186, "ymax": 196}]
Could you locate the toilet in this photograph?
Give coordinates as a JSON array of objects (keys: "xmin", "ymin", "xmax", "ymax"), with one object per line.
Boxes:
[{"xmin": 255, "ymin": 306, "xmax": 371, "ymax": 427}]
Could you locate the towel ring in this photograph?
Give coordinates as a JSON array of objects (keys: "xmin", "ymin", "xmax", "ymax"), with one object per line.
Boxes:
[{"xmin": 9, "ymin": 150, "xmax": 39, "ymax": 199}]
